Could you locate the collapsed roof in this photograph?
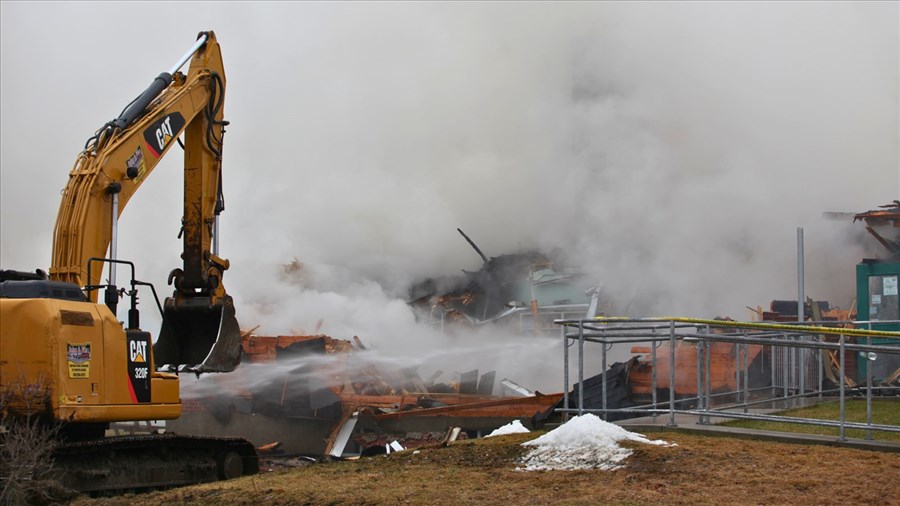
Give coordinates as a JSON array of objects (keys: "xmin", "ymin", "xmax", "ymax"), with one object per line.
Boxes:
[
  {"xmin": 408, "ymin": 229, "xmax": 592, "ymax": 324},
  {"xmin": 854, "ymin": 200, "xmax": 900, "ymax": 260}
]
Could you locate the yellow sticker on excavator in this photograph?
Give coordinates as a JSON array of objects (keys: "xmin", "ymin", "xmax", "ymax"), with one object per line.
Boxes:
[
  {"xmin": 126, "ymin": 145, "xmax": 148, "ymax": 182},
  {"xmin": 67, "ymin": 342, "xmax": 91, "ymax": 379}
]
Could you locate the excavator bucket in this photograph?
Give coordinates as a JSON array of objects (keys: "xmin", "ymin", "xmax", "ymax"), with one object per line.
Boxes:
[{"xmin": 153, "ymin": 294, "xmax": 242, "ymax": 373}]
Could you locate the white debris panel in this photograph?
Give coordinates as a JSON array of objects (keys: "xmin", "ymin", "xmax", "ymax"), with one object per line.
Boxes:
[{"xmin": 518, "ymin": 414, "xmax": 674, "ymax": 471}]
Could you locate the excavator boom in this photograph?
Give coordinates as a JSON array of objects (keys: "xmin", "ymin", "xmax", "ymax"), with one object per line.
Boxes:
[{"xmin": 48, "ymin": 31, "xmax": 240, "ymax": 373}]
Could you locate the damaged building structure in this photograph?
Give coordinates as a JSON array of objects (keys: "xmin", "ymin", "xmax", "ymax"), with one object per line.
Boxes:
[
  {"xmin": 168, "ymin": 229, "xmax": 591, "ymax": 457},
  {"xmin": 408, "ymin": 228, "xmax": 605, "ymax": 334},
  {"xmin": 170, "ymin": 206, "xmax": 899, "ymax": 453}
]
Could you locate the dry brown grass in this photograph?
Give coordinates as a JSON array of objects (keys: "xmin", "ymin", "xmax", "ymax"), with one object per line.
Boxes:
[{"xmin": 73, "ymin": 431, "xmax": 900, "ymax": 506}]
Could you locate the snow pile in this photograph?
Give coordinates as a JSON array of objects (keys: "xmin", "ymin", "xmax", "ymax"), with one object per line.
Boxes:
[
  {"xmin": 518, "ymin": 414, "xmax": 674, "ymax": 471},
  {"xmin": 486, "ymin": 420, "xmax": 531, "ymax": 438}
]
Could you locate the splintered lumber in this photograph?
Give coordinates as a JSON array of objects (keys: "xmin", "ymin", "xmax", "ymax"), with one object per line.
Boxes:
[
  {"xmin": 883, "ymin": 367, "xmax": 900, "ymax": 386},
  {"xmin": 440, "ymin": 427, "xmax": 462, "ymax": 446},
  {"xmin": 351, "ymin": 365, "xmax": 396, "ymax": 396},
  {"xmin": 257, "ymin": 441, "xmax": 283, "ymax": 453},
  {"xmin": 402, "ymin": 367, "xmax": 430, "ymax": 393},
  {"xmin": 827, "ymin": 350, "xmax": 858, "ymax": 388},
  {"xmin": 426, "ymin": 370, "xmax": 444, "ymax": 386},
  {"xmin": 371, "ymin": 393, "xmax": 563, "ymax": 421}
]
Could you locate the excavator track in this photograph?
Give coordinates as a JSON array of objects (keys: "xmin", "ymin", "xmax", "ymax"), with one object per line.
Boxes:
[{"xmin": 51, "ymin": 433, "xmax": 258, "ymax": 495}]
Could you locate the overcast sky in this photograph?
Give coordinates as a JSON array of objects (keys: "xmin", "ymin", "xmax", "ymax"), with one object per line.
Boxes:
[{"xmin": 2, "ymin": 2, "xmax": 898, "ymax": 371}]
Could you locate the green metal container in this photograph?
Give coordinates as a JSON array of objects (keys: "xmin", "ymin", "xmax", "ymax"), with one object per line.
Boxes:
[{"xmin": 855, "ymin": 261, "xmax": 900, "ymax": 382}]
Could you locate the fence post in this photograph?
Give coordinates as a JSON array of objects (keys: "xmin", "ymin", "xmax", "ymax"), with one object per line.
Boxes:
[
  {"xmin": 799, "ymin": 340, "xmax": 805, "ymax": 401},
  {"xmin": 839, "ymin": 333, "xmax": 846, "ymax": 442},
  {"xmin": 818, "ymin": 333, "xmax": 823, "ymax": 401},
  {"xmin": 696, "ymin": 333, "xmax": 703, "ymax": 421},
  {"xmin": 771, "ymin": 338, "xmax": 777, "ymax": 399},
  {"xmin": 705, "ymin": 334, "xmax": 712, "ymax": 425},
  {"xmin": 651, "ymin": 328, "xmax": 658, "ymax": 423},
  {"xmin": 668, "ymin": 320, "xmax": 677, "ymax": 427},
  {"xmin": 735, "ymin": 340, "xmax": 741, "ymax": 404},
  {"xmin": 782, "ymin": 333, "xmax": 789, "ymax": 405},
  {"xmin": 790, "ymin": 333, "xmax": 796, "ymax": 406},
  {"xmin": 743, "ymin": 341, "xmax": 749, "ymax": 414},
  {"xmin": 562, "ymin": 320, "xmax": 569, "ymax": 422},
  {"xmin": 797, "ymin": 227, "xmax": 804, "ymax": 405},
  {"xmin": 866, "ymin": 333, "xmax": 873, "ymax": 441},
  {"xmin": 578, "ymin": 320, "xmax": 585, "ymax": 416},
  {"xmin": 601, "ymin": 340, "xmax": 608, "ymax": 421}
]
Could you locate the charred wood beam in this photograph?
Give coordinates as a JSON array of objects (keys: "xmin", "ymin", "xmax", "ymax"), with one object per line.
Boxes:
[{"xmin": 457, "ymin": 228, "xmax": 488, "ymax": 265}]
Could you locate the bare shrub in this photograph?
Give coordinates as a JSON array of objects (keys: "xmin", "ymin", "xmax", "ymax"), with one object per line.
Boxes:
[
  {"xmin": 0, "ymin": 418, "xmax": 64, "ymax": 505},
  {"xmin": 0, "ymin": 375, "xmax": 76, "ymax": 505}
]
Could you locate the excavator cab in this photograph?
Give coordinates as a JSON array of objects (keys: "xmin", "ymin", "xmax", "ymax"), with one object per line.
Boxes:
[{"xmin": 155, "ymin": 293, "xmax": 242, "ymax": 373}]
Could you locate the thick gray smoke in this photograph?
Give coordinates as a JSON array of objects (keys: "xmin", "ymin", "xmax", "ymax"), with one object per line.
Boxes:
[{"xmin": 2, "ymin": 3, "xmax": 897, "ymax": 391}]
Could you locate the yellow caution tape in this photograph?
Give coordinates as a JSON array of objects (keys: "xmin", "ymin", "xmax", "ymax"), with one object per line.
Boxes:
[{"xmin": 587, "ymin": 316, "xmax": 900, "ymax": 339}]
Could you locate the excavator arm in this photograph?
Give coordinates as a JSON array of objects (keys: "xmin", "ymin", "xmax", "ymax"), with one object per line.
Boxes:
[{"xmin": 48, "ymin": 31, "xmax": 241, "ymax": 373}]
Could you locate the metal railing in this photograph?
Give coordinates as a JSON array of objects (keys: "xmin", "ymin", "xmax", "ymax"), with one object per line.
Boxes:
[{"xmin": 556, "ymin": 317, "xmax": 900, "ymax": 441}]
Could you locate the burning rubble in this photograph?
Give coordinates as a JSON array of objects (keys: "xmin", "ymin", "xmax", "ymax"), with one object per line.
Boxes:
[{"xmin": 169, "ymin": 331, "xmax": 562, "ymax": 457}]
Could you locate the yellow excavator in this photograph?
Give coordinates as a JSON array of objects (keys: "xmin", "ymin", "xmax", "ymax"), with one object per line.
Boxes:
[{"xmin": 0, "ymin": 31, "xmax": 256, "ymax": 493}]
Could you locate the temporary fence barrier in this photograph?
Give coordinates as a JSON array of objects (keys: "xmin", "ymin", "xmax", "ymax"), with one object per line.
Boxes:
[{"xmin": 556, "ymin": 317, "xmax": 900, "ymax": 441}]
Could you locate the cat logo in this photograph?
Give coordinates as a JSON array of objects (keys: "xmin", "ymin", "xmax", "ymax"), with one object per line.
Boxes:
[
  {"xmin": 142, "ymin": 112, "xmax": 186, "ymax": 158},
  {"xmin": 126, "ymin": 332, "xmax": 152, "ymax": 403},
  {"xmin": 129, "ymin": 339, "xmax": 147, "ymax": 363},
  {"xmin": 155, "ymin": 116, "xmax": 173, "ymax": 150}
]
